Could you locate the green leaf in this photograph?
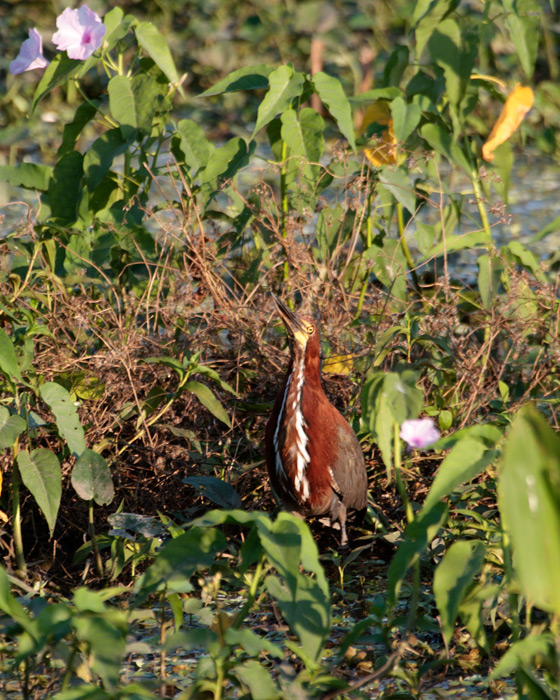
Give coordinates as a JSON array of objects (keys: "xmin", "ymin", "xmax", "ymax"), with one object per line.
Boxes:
[
  {"xmin": 498, "ymin": 405, "xmax": 560, "ymax": 614},
  {"xmin": 434, "ymin": 540, "xmax": 486, "ymax": 644},
  {"xmin": 378, "ymin": 167, "xmax": 416, "ymax": 213},
  {"xmin": 421, "ymin": 123, "xmax": 472, "ymax": 175},
  {"xmin": 502, "ymin": 0, "xmax": 540, "ymax": 79},
  {"xmin": 233, "ymin": 659, "xmax": 279, "ymax": 700},
  {"xmin": 200, "ymin": 137, "xmax": 255, "ymax": 207},
  {"xmin": 387, "ymin": 502, "xmax": 448, "ymax": 605},
  {"xmin": 0, "ymin": 328, "xmax": 23, "ymax": 383},
  {"xmin": 0, "ymin": 567, "xmax": 34, "ymax": 632},
  {"xmin": 0, "ymin": 407, "xmax": 26, "ymax": 450},
  {"xmin": 491, "ymin": 633, "xmax": 555, "ymax": 679},
  {"xmin": 459, "ymin": 582, "xmax": 501, "ymax": 653},
  {"xmin": 39, "ymin": 382, "xmax": 86, "ymax": 456},
  {"xmin": 421, "ymin": 229, "xmax": 493, "ymax": 260},
  {"xmin": 199, "ymin": 64, "xmax": 274, "ymax": 97},
  {"xmin": 413, "ymin": 0, "xmax": 459, "ymax": 59},
  {"xmin": 428, "ymin": 19, "xmax": 477, "ymax": 106},
  {"xmin": 390, "ymin": 96, "xmax": 421, "ymax": 143},
  {"xmin": 135, "ymin": 527, "xmax": 227, "ymax": 597},
  {"xmin": 71, "ymin": 449, "xmax": 114, "ymax": 506},
  {"xmin": 0, "ymin": 164, "xmax": 52, "ymax": 191},
  {"xmin": 84, "ymin": 129, "xmax": 134, "ymax": 191},
  {"xmin": 184, "ymin": 476, "xmax": 242, "ymax": 508},
  {"xmin": 184, "ymin": 380, "xmax": 231, "ymax": 427},
  {"xmin": 253, "ymin": 65, "xmax": 305, "ymax": 137},
  {"xmin": 108, "ymin": 74, "xmax": 160, "ymax": 137},
  {"xmin": 176, "ymin": 119, "xmax": 215, "ymax": 174},
  {"xmin": 281, "ymin": 107, "xmax": 324, "ymax": 166},
  {"xmin": 17, "ymin": 449, "xmax": 61, "ymax": 537},
  {"xmin": 58, "ymin": 102, "xmax": 99, "ymax": 157},
  {"xmin": 134, "ymin": 22, "xmax": 178, "ymax": 83},
  {"xmin": 312, "ymin": 71, "xmax": 356, "ymax": 151},
  {"xmin": 30, "ymin": 54, "xmax": 83, "ymax": 115},
  {"xmin": 421, "ymin": 438, "xmax": 497, "ymax": 514},
  {"xmin": 224, "ymin": 628, "xmax": 283, "ymax": 659},
  {"xmin": 47, "ymin": 150, "xmax": 84, "ymax": 225}
]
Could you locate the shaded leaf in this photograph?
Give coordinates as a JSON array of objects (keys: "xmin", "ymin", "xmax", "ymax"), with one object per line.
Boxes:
[
  {"xmin": 0, "ymin": 407, "xmax": 26, "ymax": 450},
  {"xmin": 184, "ymin": 476, "xmax": 242, "ymax": 508},
  {"xmin": 17, "ymin": 449, "xmax": 61, "ymax": 537},
  {"xmin": 199, "ymin": 65, "xmax": 274, "ymax": 97},
  {"xmin": 233, "ymin": 659, "xmax": 279, "ymax": 700},
  {"xmin": 0, "ymin": 164, "xmax": 52, "ymax": 192},
  {"xmin": 72, "ymin": 449, "xmax": 114, "ymax": 506},
  {"xmin": 433, "ymin": 539, "xmax": 486, "ymax": 644},
  {"xmin": 0, "ymin": 329, "xmax": 23, "ymax": 383}
]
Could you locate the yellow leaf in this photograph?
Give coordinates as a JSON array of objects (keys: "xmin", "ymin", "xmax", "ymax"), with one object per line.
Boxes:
[
  {"xmin": 482, "ymin": 84, "xmax": 534, "ymax": 162},
  {"xmin": 323, "ymin": 354, "xmax": 354, "ymax": 375},
  {"xmin": 0, "ymin": 511, "xmax": 7, "ymax": 524},
  {"xmin": 360, "ymin": 101, "xmax": 397, "ymax": 166}
]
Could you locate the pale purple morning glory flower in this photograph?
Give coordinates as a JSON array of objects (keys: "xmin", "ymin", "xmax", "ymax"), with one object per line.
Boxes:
[
  {"xmin": 52, "ymin": 5, "xmax": 106, "ymax": 60},
  {"xmin": 9, "ymin": 28, "xmax": 50, "ymax": 75},
  {"xmin": 400, "ymin": 418, "xmax": 440, "ymax": 449}
]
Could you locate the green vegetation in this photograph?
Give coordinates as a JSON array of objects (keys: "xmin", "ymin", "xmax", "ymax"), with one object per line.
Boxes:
[{"xmin": 0, "ymin": 0, "xmax": 559, "ymax": 698}]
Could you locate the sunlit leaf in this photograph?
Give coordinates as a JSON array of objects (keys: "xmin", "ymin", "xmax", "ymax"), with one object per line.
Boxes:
[
  {"xmin": 482, "ymin": 84, "xmax": 534, "ymax": 162},
  {"xmin": 253, "ymin": 65, "xmax": 305, "ymax": 136},
  {"xmin": 185, "ymin": 380, "xmax": 231, "ymax": 428},
  {"xmin": 134, "ymin": 21, "xmax": 178, "ymax": 83},
  {"xmin": 0, "ymin": 164, "xmax": 52, "ymax": 192},
  {"xmin": 0, "ymin": 328, "xmax": 23, "ymax": 384},
  {"xmin": 72, "ymin": 449, "xmax": 114, "ymax": 506},
  {"xmin": 0, "ymin": 407, "xmax": 26, "ymax": 450},
  {"xmin": 40, "ymin": 382, "xmax": 86, "ymax": 457},
  {"xmin": 233, "ymin": 659, "xmax": 279, "ymax": 700},
  {"xmin": 313, "ymin": 71, "xmax": 356, "ymax": 151},
  {"xmin": 322, "ymin": 354, "xmax": 354, "ymax": 375},
  {"xmin": 199, "ymin": 64, "xmax": 274, "ymax": 97},
  {"xmin": 491, "ymin": 633, "xmax": 556, "ymax": 679},
  {"xmin": 502, "ymin": 0, "xmax": 540, "ymax": 79}
]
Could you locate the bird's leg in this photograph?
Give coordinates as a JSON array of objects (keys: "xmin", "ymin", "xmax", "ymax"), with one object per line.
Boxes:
[{"xmin": 334, "ymin": 502, "xmax": 348, "ymax": 548}]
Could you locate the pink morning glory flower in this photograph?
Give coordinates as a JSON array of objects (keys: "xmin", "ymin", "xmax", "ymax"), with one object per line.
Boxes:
[
  {"xmin": 9, "ymin": 28, "xmax": 50, "ymax": 75},
  {"xmin": 400, "ymin": 418, "xmax": 440, "ymax": 449},
  {"xmin": 52, "ymin": 5, "xmax": 106, "ymax": 60}
]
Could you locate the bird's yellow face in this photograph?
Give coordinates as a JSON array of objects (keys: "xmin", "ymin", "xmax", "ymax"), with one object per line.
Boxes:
[{"xmin": 293, "ymin": 319, "xmax": 315, "ymax": 349}]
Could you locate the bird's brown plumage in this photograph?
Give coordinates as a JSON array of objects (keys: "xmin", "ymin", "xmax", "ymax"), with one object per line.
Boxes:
[{"xmin": 265, "ymin": 296, "xmax": 368, "ymax": 546}]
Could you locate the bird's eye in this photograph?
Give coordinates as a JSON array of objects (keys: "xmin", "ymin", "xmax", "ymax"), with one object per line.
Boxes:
[{"xmin": 307, "ymin": 325, "xmax": 315, "ymax": 335}]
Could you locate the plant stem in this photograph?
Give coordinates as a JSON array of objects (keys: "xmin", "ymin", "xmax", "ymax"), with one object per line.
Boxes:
[
  {"xmin": 160, "ymin": 592, "xmax": 167, "ymax": 698},
  {"xmin": 233, "ymin": 558, "xmax": 264, "ymax": 628},
  {"xmin": 12, "ymin": 455, "xmax": 26, "ymax": 578},
  {"xmin": 88, "ymin": 500, "xmax": 104, "ymax": 580},
  {"xmin": 394, "ymin": 422, "xmax": 414, "ymax": 524},
  {"xmin": 501, "ymin": 527, "xmax": 520, "ymax": 642},
  {"xmin": 280, "ymin": 138, "xmax": 289, "ymax": 282},
  {"xmin": 396, "ymin": 203, "xmax": 420, "ymax": 293}
]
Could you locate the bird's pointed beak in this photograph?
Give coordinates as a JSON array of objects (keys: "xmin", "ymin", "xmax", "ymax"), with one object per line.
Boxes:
[{"xmin": 272, "ymin": 295, "xmax": 308, "ymax": 347}]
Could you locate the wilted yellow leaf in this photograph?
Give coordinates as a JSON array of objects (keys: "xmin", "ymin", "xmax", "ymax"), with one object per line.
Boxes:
[
  {"xmin": 0, "ymin": 511, "xmax": 7, "ymax": 524},
  {"xmin": 360, "ymin": 101, "xmax": 397, "ymax": 166},
  {"xmin": 482, "ymin": 84, "xmax": 534, "ymax": 162},
  {"xmin": 323, "ymin": 354, "xmax": 354, "ymax": 375}
]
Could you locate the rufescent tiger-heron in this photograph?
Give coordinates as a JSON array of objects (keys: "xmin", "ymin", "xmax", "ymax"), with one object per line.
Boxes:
[{"xmin": 265, "ymin": 295, "xmax": 368, "ymax": 546}]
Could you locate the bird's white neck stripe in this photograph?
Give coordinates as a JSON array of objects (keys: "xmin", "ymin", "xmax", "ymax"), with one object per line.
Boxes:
[{"xmin": 274, "ymin": 356, "xmax": 310, "ymax": 502}]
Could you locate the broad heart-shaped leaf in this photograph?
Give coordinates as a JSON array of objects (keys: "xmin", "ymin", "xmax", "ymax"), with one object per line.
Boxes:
[
  {"xmin": 58, "ymin": 101, "xmax": 99, "ymax": 157},
  {"xmin": 46, "ymin": 150, "xmax": 84, "ymax": 225},
  {"xmin": 490, "ymin": 633, "xmax": 556, "ymax": 679},
  {"xmin": 281, "ymin": 107, "xmax": 324, "ymax": 165},
  {"xmin": 39, "ymin": 382, "xmax": 86, "ymax": 457},
  {"xmin": 413, "ymin": 0, "xmax": 459, "ymax": 60},
  {"xmin": 30, "ymin": 54, "xmax": 83, "ymax": 115},
  {"xmin": 502, "ymin": 0, "xmax": 540, "ymax": 79},
  {"xmin": 200, "ymin": 137, "xmax": 256, "ymax": 208},
  {"xmin": 17, "ymin": 449, "xmax": 61, "ymax": 538},
  {"xmin": 0, "ymin": 407, "xmax": 26, "ymax": 450},
  {"xmin": 199, "ymin": 64, "xmax": 274, "ymax": 97},
  {"xmin": 233, "ymin": 658, "xmax": 280, "ymax": 700},
  {"xmin": 134, "ymin": 21, "xmax": 178, "ymax": 83},
  {"xmin": 0, "ymin": 328, "xmax": 22, "ymax": 384},
  {"xmin": 498, "ymin": 405, "xmax": 560, "ymax": 615},
  {"xmin": 265, "ymin": 573, "xmax": 330, "ymax": 663},
  {"xmin": 184, "ymin": 476, "xmax": 242, "ymax": 509},
  {"xmin": 427, "ymin": 18, "xmax": 477, "ymax": 106},
  {"xmin": 387, "ymin": 501, "xmax": 448, "ymax": 605},
  {"xmin": 252, "ymin": 65, "xmax": 305, "ymax": 137},
  {"xmin": 176, "ymin": 119, "xmax": 215, "ymax": 174},
  {"xmin": 312, "ymin": 71, "xmax": 356, "ymax": 151},
  {"xmin": 390, "ymin": 96, "xmax": 421, "ymax": 143},
  {"xmin": 420, "ymin": 438, "xmax": 497, "ymax": 515},
  {"xmin": 135, "ymin": 527, "xmax": 227, "ymax": 598},
  {"xmin": 108, "ymin": 74, "xmax": 160, "ymax": 137},
  {"xmin": 71, "ymin": 449, "xmax": 114, "ymax": 506},
  {"xmin": 84, "ymin": 129, "xmax": 135, "ymax": 192},
  {"xmin": 420, "ymin": 122, "xmax": 472, "ymax": 175},
  {"xmin": 0, "ymin": 164, "xmax": 51, "ymax": 192},
  {"xmin": 433, "ymin": 539, "xmax": 486, "ymax": 645},
  {"xmin": 378, "ymin": 167, "xmax": 417, "ymax": 214},
  {"xmin": 184, "ymin": 381, "xmax": 231, "ymax": 428}
]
